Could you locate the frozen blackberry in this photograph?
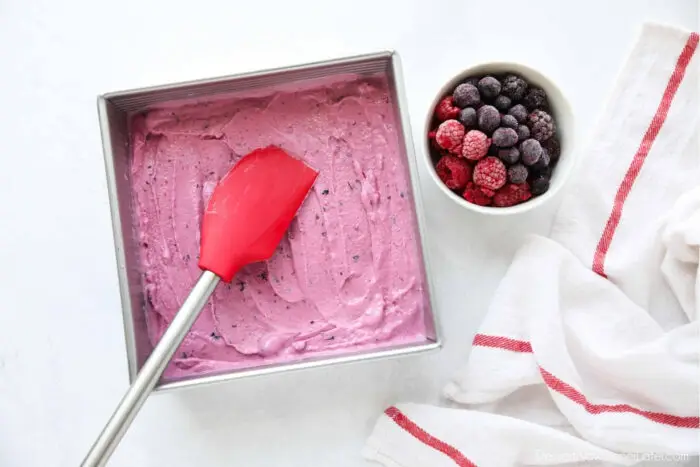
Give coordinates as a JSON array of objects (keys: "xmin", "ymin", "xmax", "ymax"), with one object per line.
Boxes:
[
  {"xmin": 533, "ymin": 164, "xmax": 553, "ymax": 179},
  {"xmin": 508, "ymin": 164, "xmax": 529, "ymax": 184},
  {"xmin": 498, "ymin": 147, "xmax": 520, "ymax": 165},
  {"xmin": 478, "ymin": 76, "xmax": 502, "ymax": 100},
  {"xmin": 494, "ymin": 95, "xmax": 512, "ymax": 112},
  {"xmin": 464, "ymin": 77, "xmax": 481, "ymax": 87},
  {"xmin": 458, "ymin": 107, "xmax": 477, "ymax": 128},
  {"xmin": 501, "ymin": 74, "xmax": 528, "ymax": 101},
  {"xmin": 516, "ymin": 125, "xmax": 530, "ymax": 142},
  {"xmin": 453, "ymin": 84, "xmax": 481, "ymax": 108},
  {"xmin": 520, "ymin": 138, "xmax": 543, "ymax": 166},
  {"xmin": 501, "ymin": 114, "xmax": 518, "ymax": 129},
  {"xmin": 531, "ymin": 148, "xmax": 551, "ymax": 171},
  {"xmin": 543, "ymin": 137, "xmax": 561, "ymax": 162},
  {"xmin": 492, "ymin": 127, "xmax": 518, "ymax": 148},
  {"xmin": 477, "ymin": 105, "xmax": 500, "ymax": 133},
  {"xmin": 508, "ymin": 104, "xmax": 528, "ymax": 123},
  {"xmin": 528, "ymin": 110, "xmax": 555, "ymax": 141},
  {"xmin": 523, "ymin": 87, "xmax": 548, "ymax": 111},
  {"xmin": 531, "ymin": 175, "xmax": 550, "ymax": 196}
]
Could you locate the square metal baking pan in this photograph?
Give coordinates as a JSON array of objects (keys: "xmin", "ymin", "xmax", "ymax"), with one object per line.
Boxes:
[{"xmin": 97, "ymin": 51, "xmax": 442, "ymax": 392}]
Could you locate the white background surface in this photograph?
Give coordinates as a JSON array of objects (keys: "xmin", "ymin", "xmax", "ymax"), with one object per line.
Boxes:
[{"xmin": 0, "ymin": 1, "xmax": 697, "ymax": 466}]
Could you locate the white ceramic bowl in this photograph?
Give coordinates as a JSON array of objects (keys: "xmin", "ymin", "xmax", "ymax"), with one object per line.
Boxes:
[{"xmin": 424, "ymin": 62, "xmax": 576, "ymax": 215}]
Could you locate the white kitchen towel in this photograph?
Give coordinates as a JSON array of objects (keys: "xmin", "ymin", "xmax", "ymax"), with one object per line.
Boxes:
[{"xmin": 363, "ymin": 23, "xmax": 699, "ymax": 467}]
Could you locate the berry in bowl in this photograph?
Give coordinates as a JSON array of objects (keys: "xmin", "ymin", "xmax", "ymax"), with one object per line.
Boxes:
[{"xmin": 425, "ymin": 63, "xmax": 575, "ymax": 214}]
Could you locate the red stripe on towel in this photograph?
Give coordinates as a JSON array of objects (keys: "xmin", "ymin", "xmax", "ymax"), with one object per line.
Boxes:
[
  {"xmin": 473, "ymin": 333, "xmax": 700, "ymax": 429},
  {"xmin": 592, "ymin": 32, "xmax": 699, "ymax": 277},
  {"xmin": 472, "ymin": 334, "xmax": 532, "ymax": 353},
  {"xmin": 539, "ymin": 368, "xmax": 700, "ymax": 428},
  {"xmin": 385, "ymin": 406, "xmax": 478, "ymax": 467}
]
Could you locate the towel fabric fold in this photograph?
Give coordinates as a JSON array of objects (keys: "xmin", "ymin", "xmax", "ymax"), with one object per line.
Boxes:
[{"xmin": 363, "ymin": 23, "xmax": 699, "ymax": 467}]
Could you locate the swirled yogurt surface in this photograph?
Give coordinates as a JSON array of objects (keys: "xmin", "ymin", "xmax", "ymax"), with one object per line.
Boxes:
[{"xmin": 129, "ymin": 75, "xmax": 431, "ymax": 380}]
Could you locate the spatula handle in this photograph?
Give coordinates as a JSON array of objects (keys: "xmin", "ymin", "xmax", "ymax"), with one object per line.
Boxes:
[{"xmin": 81, "ymin": 270, "xmax": 220, "ymax": 467}]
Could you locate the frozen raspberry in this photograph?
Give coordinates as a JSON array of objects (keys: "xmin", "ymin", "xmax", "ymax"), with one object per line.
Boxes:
[
  {"xmin": 473, "ymin": 156, "xmax": 507, "ymax": 191},
  {"xmin": 478, "ymin": 76, "xmax": 502, "ymax": 100},
  {"xmin": 492, "ymin": 127, "xmax": 519, "ymax": 148},
  {"xmin": 463, "ymin": 182, "xmax": 492, "ymax": 206},
  {"xmin": 453, "ymin": 84, "xmax": 480, "ymax": 108},
  {"xmin": 432, "ymin": 145, "xmax": 445, "ymax": 159},
  {"xmin": 493, "ymin": 183, "xmax": 532, "ymax": 207},
  {"xmin": 501, "ymin": 114, "xmax": 518, "ymax": 129},
  {"xmin": 508, "ymin": 104, "xmax": 528, "ymax": 123},
  {"xmin": 543, "ymin": 137, "xmax": 561, "ymax": 162},
  {"xmin": 461, "ymin": 130, "xmax": 490, "ymax": 161},
  {"xmin": 523, "ymin": 87, "xmax": 548, "ymax": 111},
  {"xmin": 477, "ymin": 105, "xmax": 500, "ymax": 133},
  {"xmin": 435, "ymin": 155, "xmax": 472, "ymax": 190},
  {"xmin": 507, "ymin": 163, "xmax": 528, "ymax": 184},
  {"xmin": 428, "ymin": 130, "xmax": 438, "ymax": 149},
  {"xmin": 520, "ymin": 139, "xmax": 542, "ymax": 166},
  {"xmin": 494, "ymin": 95, "xmax": 512, "ymax": 112},
  {"xmin": 528, "ymin": 110, "xmax": 555, "ymax": 141},
  {"xmin": 435, "ymin": 120, "xmax": 465, "ymax": 154},
  {"xmin": 435, "ymin": 96, "xmax": 460, "ymax": 121},
  {"xmin": 498, "ymin": 147, "xmax": 520, "ymax": 165},
  {"xmin": 479, "ymin": 186, "xmax": 496, "ymax": 198},
  {"xmin": 516, "ymin": 124, "xmax": 530, "ymax": 142},
  {"xmin": 531, "ymin": 175, "xmax": 550, "ymax": 196},
  {"xmin": 501, "ymin": 75, "xmax": 528, "ymax": 101},
  {"xmin": 458, "ymin": 107, "xmax": 477, "ymax": 128}
]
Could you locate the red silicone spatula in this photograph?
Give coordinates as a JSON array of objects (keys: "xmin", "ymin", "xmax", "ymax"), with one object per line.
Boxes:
[{"xmin": 82, "ymin": 146, "xmax": 318, "ymax": 467}]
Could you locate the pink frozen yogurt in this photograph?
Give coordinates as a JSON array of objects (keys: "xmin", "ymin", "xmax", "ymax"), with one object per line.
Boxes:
[{"xmin": 129, "ymin": 75, "xmax": 431, "ymax": 380}]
